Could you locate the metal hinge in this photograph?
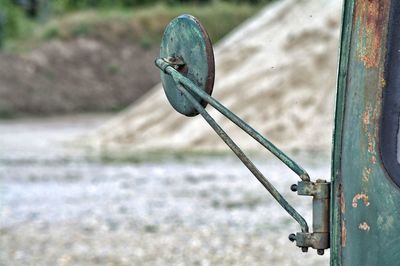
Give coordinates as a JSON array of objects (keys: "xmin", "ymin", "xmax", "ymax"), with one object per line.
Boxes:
[{"xmin": 289, "ymin": 180, "xmax": 330, "ymax": 255}]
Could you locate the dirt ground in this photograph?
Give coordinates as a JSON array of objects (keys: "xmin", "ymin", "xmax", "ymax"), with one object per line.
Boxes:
[{"xmin": 0, "ymin": 38, "xmax": 159, "ymax": 117}]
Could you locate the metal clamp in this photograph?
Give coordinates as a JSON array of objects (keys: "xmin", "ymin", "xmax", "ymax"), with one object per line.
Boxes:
[{"xmin": 290, "ymin": 180, "xmax": 330, "ymax": 254}]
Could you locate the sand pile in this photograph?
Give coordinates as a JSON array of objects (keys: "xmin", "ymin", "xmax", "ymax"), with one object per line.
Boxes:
[{"xmin": 87, "ymin": 0, "xmax": 342, "ymax": 155}]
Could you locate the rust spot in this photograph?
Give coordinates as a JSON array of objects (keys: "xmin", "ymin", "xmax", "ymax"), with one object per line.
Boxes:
[
  {"xmin": 355, "ymin": 0, "xmax": 389, "ymax": 68},
  {"xmin": 340, "ymin": 190, "xmax": 345, "ymax": 214},
  {"xmin": 362, "ymin": 109, "xmax": 370, "ymax": 130},
  {"xmin": 352, "ymin": 193, "xmax": 370, "ymax": 208},
  {"xmin": 362, "ymin": 167, "xmax": 372, "ymax": 182},
  {"xmin": 380, "ymin": 76, "xmax": 386, "ymax": 89},
  {"xmin": 341, "ymin": 220, "xmax": 347, "ymax": 247},
  {"xmin": 367, "ymin": 133, "xmax": 375, "ymax": 154},
  {"xmin": 359, "ymin": 222, "xmax": 370, "ymax": 231},
  {"xmin": 363, "ymin": 167, "xmax": 372, "ymax": 181}
]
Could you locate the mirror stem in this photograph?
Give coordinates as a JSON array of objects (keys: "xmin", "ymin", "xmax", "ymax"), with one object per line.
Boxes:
[
  {"xmin": 175, "ymin": 82, "xmax": 309, "ymax": 233},
  {"xmin": 155, "ymin": 58, "xmax": 310, "ymax": 182}
]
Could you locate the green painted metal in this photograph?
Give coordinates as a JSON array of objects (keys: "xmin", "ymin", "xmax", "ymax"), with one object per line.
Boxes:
[
  {"xmin": 159, "ymin": 14, "xmax": 215, "ymax": 117},
  {"xmin": 331, "ymin": 0, "xmax": 400, "ymax": 265}
]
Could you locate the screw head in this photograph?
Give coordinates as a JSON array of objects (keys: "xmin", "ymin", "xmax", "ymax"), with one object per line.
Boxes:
[
  {"xmin": 317, "ymin": 249, "xmax": 325, "ymax": 255},
  {"xmin": 301, "ymin": 247, "xmax": 309, "ymax": 253},
  {"xmin": 290, "ymin": 184, "xmax": 298, "ymax": 192},
  {"xmin": 288, "ymin": 233, "xmax": 296, "ymax": 242}
]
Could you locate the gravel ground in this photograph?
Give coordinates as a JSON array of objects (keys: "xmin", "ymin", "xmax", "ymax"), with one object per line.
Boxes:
[{"xmin": 0, "ymin": 115, "xmax": 329, "ymax": 265}]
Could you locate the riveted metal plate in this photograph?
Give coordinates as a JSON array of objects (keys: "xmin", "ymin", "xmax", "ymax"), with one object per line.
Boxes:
[{"xmin": 160, "ymin": 14, "xmax": 215, "ymax": 116}]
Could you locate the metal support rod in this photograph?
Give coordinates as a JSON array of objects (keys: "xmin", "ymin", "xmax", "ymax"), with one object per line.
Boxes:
[
  {"xmin": 175, "ymin": 81, "xmax": 309, "ymax": 233},
  {"xmin": 156, "ymin": 58, "xmax": 310, "ymax": 181}
]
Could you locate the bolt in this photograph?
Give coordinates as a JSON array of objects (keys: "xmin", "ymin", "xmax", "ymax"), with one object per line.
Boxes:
[
  {"xmin": 290, "ymin": 184, "xmax": 298, "ymax": 192},
  {"xmin": 317, "ymin": 249, "xmax": 324, "ymax": 255},
  {"xmin": 288, "ymin": 233, "xmax": 296, "ymax": 242},
  {"xmin": 163, "ymin": 57, "xmax": 185, "ymax": 68},
  {"xmin": 302, "ymin": 247, "xmax": 309, "ymax": 253}
]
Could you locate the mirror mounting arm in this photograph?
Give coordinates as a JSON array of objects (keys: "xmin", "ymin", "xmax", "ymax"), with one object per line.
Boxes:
[
  {"xmin": 155, "ymin": 15, "xmax": 331, "ymax": 255},
  {"xmin": 156, "ymin": 56, "xmax": 331, "ymax": 255},
  {"xmin": 157, "ymin": 57, "xmax": 312, "ymax": 230},
  {"xmin": 156, "ymin": 58, "xmax": 310, "ymax": 181}
]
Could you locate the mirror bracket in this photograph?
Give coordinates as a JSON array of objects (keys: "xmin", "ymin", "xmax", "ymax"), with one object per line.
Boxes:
[{"xmin": 290, "ymin": 180, "xmax": 330, "ymax": 254}]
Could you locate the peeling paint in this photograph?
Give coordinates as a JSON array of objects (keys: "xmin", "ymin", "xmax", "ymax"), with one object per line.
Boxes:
[
  {"xmin": 363, "ymin": 110, "xmax": 370, "ymax": 130},
  {"xmin": 352, "ymin": 193, "xmax": 370, "ymax": 208},
  {"xmin": 341, "ymin": 190, "xmax": 346, "ymax": 247},
  {"xmin": 367, "ymin": 132, "xmax": 376, "ymax": 154},
  {"xmin": 362, "ymin": 167, "xmax": 372, "ymax": 182},
  {"xmin": 333, "ymin": 0, "xmax": 395, "ymax": 262},
  {"xmin": 355, "ymin": 0, "xmax": 389, "ymax": 68},
  {"xmin": 358, "ymin": 222, "xmax": 370, "ymax": 231},
  {"xmin": 380, "ymin": 76, "xmax": 386, "ymax": 89},
  {"xmin": 341, "ymin": 190, "xmax": 345, "ymax": 214},
  {"xmin": 362, "ymin": 104, "xmax": 372, "ymax": 131},
  {"xmin": 342, "ymin": 220, "xmax": 347, "ymax": 247}
]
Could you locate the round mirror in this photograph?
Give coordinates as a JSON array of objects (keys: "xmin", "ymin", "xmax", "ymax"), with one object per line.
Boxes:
[{"xmin": 159, "ymin": 14, "xmax": 215, "ymax": 116}]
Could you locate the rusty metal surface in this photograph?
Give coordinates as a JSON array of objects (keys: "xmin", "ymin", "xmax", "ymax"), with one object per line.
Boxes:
[{"xmin": 331, "ymin": 0, "xmax": 400, "ymax": 265}]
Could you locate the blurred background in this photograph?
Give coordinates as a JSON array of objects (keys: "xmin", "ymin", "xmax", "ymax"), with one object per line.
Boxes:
[{"xmin": 0, "ymin": 0, "xmax": 341, "ymax": 265}]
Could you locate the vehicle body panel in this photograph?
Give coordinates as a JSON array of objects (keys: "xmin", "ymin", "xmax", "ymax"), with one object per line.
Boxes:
[{"xmin": 331, "ymin": 0, "xmax": 400, "ymax": 265}]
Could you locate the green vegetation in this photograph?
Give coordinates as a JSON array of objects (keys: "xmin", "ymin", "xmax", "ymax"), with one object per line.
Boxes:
[
  {"xmin": 55, "ymin": 0, "xmax": 274, "ymax": 10},
  {"xmin": 45, "ymin": 3, "xmax": 256, "ymax": 42},
  {"xmin": 0, "ymin": 0, "xmax": 272, "ymax": 51},
  {"xmin": 0, "ymin": 1, "xmax": 34, "ymax": 47}
]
